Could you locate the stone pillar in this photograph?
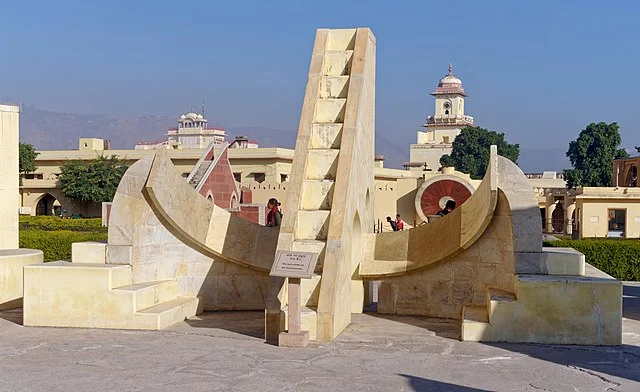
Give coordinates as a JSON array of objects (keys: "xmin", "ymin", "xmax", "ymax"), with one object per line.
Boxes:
[
  {"xmin": 565, "ymin": 203, "xmax": 576, "ymax": 235},
  {"xmin": 0, "ymin": 104, "xmax": 19, "ymax": 249},
  {"xmin": 544, "ymin": 203, "xmax": 554, "ymax": 233}
]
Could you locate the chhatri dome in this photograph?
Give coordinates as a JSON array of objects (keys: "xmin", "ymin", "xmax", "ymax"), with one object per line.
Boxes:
[{"xmin": 432, "ymin": 63, "xmax": 466, "ymax": 96}]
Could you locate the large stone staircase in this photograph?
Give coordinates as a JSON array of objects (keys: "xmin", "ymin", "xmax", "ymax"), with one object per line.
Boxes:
[
  {"xmin": 278, "ymin": 30, "xmax": 359, "ymax": 340},
  {"xmin": 187, "ymin": 160, "xmax": 213, "ymax": 188},
  {"xmin": 23, "ymin": 243, "xmax": 201, "ymax": 330}
]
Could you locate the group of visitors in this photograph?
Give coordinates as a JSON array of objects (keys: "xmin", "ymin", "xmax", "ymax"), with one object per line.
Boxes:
[
  {"xmin": 386, "ymin": 200, "xmax": 457, "ymax": 231},
  {"xmin": 269, "ymin": 197, "xmax": 457, "ymax": 232},
  {"xmin": 386, "ymin": 214, "xmax": 404, "ymax": 232}
]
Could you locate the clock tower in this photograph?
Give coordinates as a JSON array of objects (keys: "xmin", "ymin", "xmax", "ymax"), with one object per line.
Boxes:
[{"xmin": 407, "ymin": 64, "xmax": 475, "ymax": 172}]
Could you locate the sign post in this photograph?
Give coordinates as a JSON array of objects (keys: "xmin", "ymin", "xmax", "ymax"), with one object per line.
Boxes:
[{"xmin": 269, "ymin": 250, "xmax": 319, "ymax": 347}]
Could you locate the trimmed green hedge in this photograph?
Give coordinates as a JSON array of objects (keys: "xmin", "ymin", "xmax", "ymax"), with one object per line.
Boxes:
[
  {"xmin": 544, "ymin": 238, "xmax": 640, "ymax": 281},
  {"xmin": 19, "ymin": 217, "xmax": 107, "ymax": 262},
  {"xmin": 19, "ymin": 216, "xmax": 106, "ymax": 233},
  {"xmin": 19, "ymin": 229, "xmax": 107, "ymax": 262}
]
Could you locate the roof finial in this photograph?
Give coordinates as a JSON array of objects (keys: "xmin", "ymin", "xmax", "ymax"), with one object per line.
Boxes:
[{"xmin": 448, "ymin": 62, "xmax": 453, "ymax": 76}]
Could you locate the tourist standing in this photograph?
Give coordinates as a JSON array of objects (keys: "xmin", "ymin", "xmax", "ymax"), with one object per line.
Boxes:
[
  {"xmin": 266, "ymin": 198, "xmax": 282, "ymax": 228},
  {"xmin": 386, "ymin": 216, "xmax": 398, "ymax": 231},
  {"xmin": 395, "ymin": 214, "xmax": 404, "ymax": 230}
]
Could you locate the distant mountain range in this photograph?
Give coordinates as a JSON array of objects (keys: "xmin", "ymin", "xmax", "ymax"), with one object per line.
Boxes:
[{"xmin": 18, "ymin": 105, "xmax": 572, "ymax": 172}]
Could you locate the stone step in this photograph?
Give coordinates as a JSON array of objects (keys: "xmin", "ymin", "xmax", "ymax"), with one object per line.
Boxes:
[
  {"xmin": 488, "ymin": 288, "xmax": 516, "ymax": 303},
  {"xmin": 112, "ymin": 280, "xmax": 180, "ymax": 312},
  {"xmin": 304, "ymin": 149, "xmax": 339, "ymax": 180},
  {"xmin": 487, "ymin": 288, "xmax": 517, "ymax": 324},
  {"xmin": 323, "ymin": 51, "xmax": 353, "ymax": 76},
  {"xmin": 72, "ymin": 241, "xmax": 107, "ymax": 264},
  {"xmin": 299, "ymin": 274, "xmax": 322, "ymax": 307},
  {"xmin": 295, "ymin": 211, "xmax": 330, "ymax": 240},
  {"xmin": 25, "ymin": 261, "xmax": 132, "ymax": 291},
  {"xmin": 300, "ymin": 180, "xmax": 335, "ymax": 211},
  {"xmin": 134, "ymin": 297, "xmax": 201, "ymax": 330},
  {"xmin": 326, "ymin": 29, "xmax": 356, "ymax": 51},
  {"xmin": 282, "ymin": 305, "xmax": 318, "ymax": 341},
  {"xmin": 311, "ymin": 123, "xmax": 343, "ymax": 149},
  {"xmin": 291, "ymin": 239, "xmax": 326, "ymax": 272},
  {"xmin": 320, "ymin": 76, "xmax": 349, "ymax": 99},
  {"xmin": 461, "ymin": 304, "xmax": 491, "ymax": 342},
  {"xmin": 315, "ymin": 98, "xmax": 346, "ymax": 123}
]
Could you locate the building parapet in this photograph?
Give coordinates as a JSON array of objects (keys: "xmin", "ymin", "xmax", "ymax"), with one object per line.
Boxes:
[{"xmin": 572, "ymin": 187, "xmax": 640, "ymax": 199}]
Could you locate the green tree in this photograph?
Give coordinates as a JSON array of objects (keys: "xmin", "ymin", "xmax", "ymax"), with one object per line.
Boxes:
[
  {"xmin": 563, "ymin": 122, "xmax": 628, "ymax": 188},
  {"xmin": 59, "ymin": 155, "xmax": 129, "ymax": 203},
  {"xmin": 439, "ymin": 126, "xmax": 520, "ymax": 179},
  {"xmin": 19, "ymin": 143, "xmax": 39, "ymax": 185}
]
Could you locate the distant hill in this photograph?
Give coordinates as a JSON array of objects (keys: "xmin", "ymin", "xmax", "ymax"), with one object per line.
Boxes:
[
  {"xmin": 18, "ymin": 105, "xmax": 409, "ymax": 169},
  {"xmin": 18, "ymin": 105, "xmax": 572, "ymax": 172}
]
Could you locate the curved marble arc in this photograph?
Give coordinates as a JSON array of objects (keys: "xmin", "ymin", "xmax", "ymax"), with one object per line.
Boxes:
[
  {"xmin": 359, "ymin": 146, "xmax": 499, "ymax": 278},
  {"xmin": 143, "ymin": 149, "xmax": 278, "ymax": 272}
]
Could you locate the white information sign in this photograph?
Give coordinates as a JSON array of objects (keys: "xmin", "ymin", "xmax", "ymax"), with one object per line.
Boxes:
[
  {"xmin": 270, "ymin": 251, "xmax": 319, "ymax": 279},
  {"xmin": 590, "ymin": 216, "xmax": 599, "ymax": 222}
]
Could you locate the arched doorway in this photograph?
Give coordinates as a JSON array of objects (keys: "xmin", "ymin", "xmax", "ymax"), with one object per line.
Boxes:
[
  {"xmin": 35, "ymin": 193, "xmax": 58, "ymax": 216},
  {"xmin": 552, "ymin": 202, "xmax": 565, "ymax": 233},
  {"xmin": 350, "ymin": 211, "xmax": 364, "ymax": 313}
]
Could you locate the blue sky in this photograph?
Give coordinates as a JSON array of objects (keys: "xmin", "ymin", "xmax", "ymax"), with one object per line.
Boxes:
[{"xmin": 1, "ymin": 0, "xmax": 639, "ymax": 152}]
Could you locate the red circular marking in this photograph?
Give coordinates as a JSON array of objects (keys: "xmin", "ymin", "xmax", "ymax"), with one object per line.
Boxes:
[{"xmin": 418, "ymin": 179, "xmax": 472, "ymax": 216}]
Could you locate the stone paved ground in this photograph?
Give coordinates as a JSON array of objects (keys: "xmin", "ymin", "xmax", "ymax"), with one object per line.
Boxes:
[{"xmin": 1, "ymin": 283, "xmax": 639, "ymax": 392}]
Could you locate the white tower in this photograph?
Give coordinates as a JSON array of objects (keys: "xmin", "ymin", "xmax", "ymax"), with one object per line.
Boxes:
[{"xmin": 408, "ymin": 64, "xmax": 475, "ymax": 172}]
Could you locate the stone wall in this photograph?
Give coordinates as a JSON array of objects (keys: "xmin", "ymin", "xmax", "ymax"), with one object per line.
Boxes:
[{"xmin": 0, "ymin": 104, "xmax": 19, "ymax": 249}]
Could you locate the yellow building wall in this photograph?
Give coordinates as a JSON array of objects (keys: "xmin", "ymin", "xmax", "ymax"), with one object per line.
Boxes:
[{"xmin": 577, "ymin": 199, "xmax": 640, "ymax": 238}]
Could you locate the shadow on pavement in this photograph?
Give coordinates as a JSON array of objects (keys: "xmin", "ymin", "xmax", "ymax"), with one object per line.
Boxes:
[
  {"xmin": 184, "ymin": 310, "xmax": 264, "ymax": 339},
  {"xmin": 486, "ymin": 342, "xmax": 640, "ymax": 384},
  {"xmin": 399, "ymin": 374, "xmax": 491, "ymax": 391},
  {"xmin": 624, "ymin": 283, "xmax": 640, "ymax": 322},
  {"xmin": 0, "ymin": 307, "xmax": 23, "ymax": 325}
]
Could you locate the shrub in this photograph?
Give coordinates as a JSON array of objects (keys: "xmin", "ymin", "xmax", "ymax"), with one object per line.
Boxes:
[
  {"xmin": 19, "ymin": 216, "xmax": 106, "ymax": 233},
  {"xmin": 19, "ymin": 230, "xmax": 107, "ymax": 262},
  {"xmin": 544, "ymin": 238, "xmax": 640, "ymax": 281}
]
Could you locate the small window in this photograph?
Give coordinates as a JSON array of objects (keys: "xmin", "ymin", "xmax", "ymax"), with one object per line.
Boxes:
[
  {"xmin": 443, "ymin": 136, "xmax": 450, "ymax": 143},
  {"xmin": 254, "ymin": 173, "xmax": 266, "ymax": 183},
  {"xmin": 280, "ymin": 174, "xmax": 288, "ymax": 183},
  {"xmin": 444, "ymin": 110, "xmax": 449, "ymax": 115},
  {"xmin": 182, "ymin": 173, "xmax": 190, "ymax": 178},
  {"xmin": 233, "ymin": 173, "xmax": 242, "ymax": 182},
  {"xmin": 608, "ymin": 209, "xmax": 626, "ymax": 237}
]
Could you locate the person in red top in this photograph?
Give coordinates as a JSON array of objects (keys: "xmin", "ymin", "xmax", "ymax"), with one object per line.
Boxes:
[
  {"xmin": 395, "ymin": 214, "xmax": 404, "ymax": 230},
  {"xmin": 266, "ymin": 198, "xmax": 282, "ymax": 228}
]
